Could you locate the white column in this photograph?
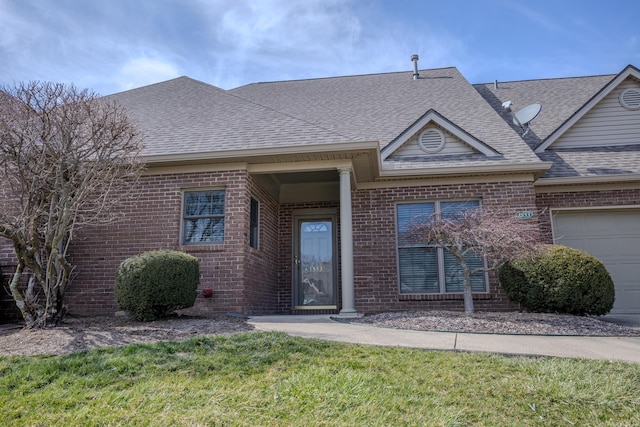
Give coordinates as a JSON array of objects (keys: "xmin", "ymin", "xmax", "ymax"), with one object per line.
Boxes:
[{"xmin": 338, "ymin": 167, "xmax": 357, "ymax": 316}]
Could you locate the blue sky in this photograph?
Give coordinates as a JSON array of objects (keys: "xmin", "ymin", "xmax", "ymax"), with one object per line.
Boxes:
[{"xmin": 1, "ymin": 0, "xmax": 639, "ymax": 95}]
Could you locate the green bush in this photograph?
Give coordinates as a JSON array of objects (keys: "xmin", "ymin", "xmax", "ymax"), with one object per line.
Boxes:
[
  {"xmin": 499, "ymin": 245, "xmax": 615, "ymax": 316},
  {"xmin": 115, "ymin": 250, "xmax": 200, "ymax": 321}
]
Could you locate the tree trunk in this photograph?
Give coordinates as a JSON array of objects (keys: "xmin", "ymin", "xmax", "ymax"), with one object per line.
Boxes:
[
  {"xmin": 463, "ymin": 268, "xmax": 475, "ymax": 314},
  {"xmin": 8, "ymin": 261, "xmax": 36, "ymax": 327}
]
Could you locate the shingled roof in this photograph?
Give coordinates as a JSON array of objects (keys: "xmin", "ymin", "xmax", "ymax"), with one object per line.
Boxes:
[
  {"xmin": 230, "ymin": 67, "xmax": 543, "ymax": 171},
  {"xmin": 476, "ymin": 66, "xmax": 640, "ymax": 180},
  {"xmin": 107, "ymin": 64, "xmax": 638, "ymax": 181},
  {"xmin": 108, "ymin": 76, "xmax": 354, "ymax": 158},
  {"xmin": 474, "ymin": 74, "xmax": 615, "ymax": 149}
]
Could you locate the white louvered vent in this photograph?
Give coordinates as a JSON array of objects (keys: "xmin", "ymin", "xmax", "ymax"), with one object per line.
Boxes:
[
  {"xmin": 418, "ymin": 128, "xmax": 445, "ymax": 153},
  {"xmin": 619, "ymin": 87, "xmax": 640, "ymax": 110}
]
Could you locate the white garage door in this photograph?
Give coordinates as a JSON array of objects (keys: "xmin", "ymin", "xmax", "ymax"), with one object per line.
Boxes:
[{"xmin": 552, "ymin": 209, "xmax": 640, "ymax": 314}]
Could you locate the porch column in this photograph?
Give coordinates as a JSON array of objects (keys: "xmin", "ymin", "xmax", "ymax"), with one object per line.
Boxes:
[{"xmin": 338, "ymin": 166, "xmax": 357, "ymax": 316}]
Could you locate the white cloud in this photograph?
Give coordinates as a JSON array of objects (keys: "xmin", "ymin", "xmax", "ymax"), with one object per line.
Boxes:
[
  {"xmin": 8, "ymin": 0, "xmax": 628, "ymax": 94},
  {"xmin": 216, "ymin": 0, "xmax": 360, "ymax": 52},
  {"xmin": 115, "ymin": 57, "xmax": 181, "ymax": 91},
  {"xmin": 192, "ymin": 0, "xmax": 465, "ymax": 88},
  {"xmin": 0, "ymin": 1, "xmax": 39, "ymax": 52},
  {"xmin": 1, "ymin": 0, "xmax": 469, "ymax": 92}
]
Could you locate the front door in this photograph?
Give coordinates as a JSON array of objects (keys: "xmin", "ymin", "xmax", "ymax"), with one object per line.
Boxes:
[{"xmin": 293, "ymin": 216, "xmax": 337, "ymax": 309}]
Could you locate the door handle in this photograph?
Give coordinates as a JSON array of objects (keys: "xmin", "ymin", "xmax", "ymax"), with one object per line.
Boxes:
[{"xmin": 294, "ymin": 256, "xmax": 301, "ymax": 265}]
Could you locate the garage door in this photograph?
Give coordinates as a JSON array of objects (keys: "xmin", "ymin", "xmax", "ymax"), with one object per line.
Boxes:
[{"xmin": 552, "ymin": 209, "xmax": 640, "ymax": 314}]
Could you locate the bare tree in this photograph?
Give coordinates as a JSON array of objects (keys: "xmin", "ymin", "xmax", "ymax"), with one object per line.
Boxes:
[
  {"xmin": 407, "ymin": 204, "xmax": 542, "ymax": 313},
  {"xmin": 0, "ymin": 81, "xmax": 143, "ymax": 327}
]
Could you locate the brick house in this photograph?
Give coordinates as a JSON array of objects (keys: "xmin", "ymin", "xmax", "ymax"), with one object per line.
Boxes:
[{"xmin": 2, "ymin": 63, "xmax": 639, "ymax": 317}]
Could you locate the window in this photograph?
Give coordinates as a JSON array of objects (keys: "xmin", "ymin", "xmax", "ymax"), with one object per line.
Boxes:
[
  {"xmin": 182, "ymin": 190, "xmax": 225, "ymax": 244},
  {"xmin": 249, "ymin": 197, "xmax": 259, "ymax": 249},
  {"xmin": 396, "ymin": 200, "xmax": 487, "ymax": 294}
]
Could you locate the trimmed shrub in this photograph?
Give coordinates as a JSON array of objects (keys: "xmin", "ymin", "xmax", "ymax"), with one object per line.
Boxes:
[
  {"xmin": 499, "ymin": 245, "xmax": 615, "ymax": 316},
  {"xmin": 115, "ymin": 250, "xmax": 199, "ymax": 321}
]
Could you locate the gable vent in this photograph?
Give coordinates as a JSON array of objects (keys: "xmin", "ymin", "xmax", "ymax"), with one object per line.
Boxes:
[
  {"xmin": 620, "ymin": 87, "xmax": 640, "ymax": 110},
  {"xmin": 418, "ymin": 128, "xmax": 445, "ymax": 153}
]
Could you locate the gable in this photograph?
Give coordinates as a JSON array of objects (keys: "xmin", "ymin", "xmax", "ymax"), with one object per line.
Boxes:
[
  {"xmin": 548, "ymin": 78, "xmax": 640, "ymax": 149},
  {"xmin": 381, "ymin": 110, "xmax": 500, "ymax": 160},
  {"xmin": 536, "ymin": 65, "xmax": 640, "ymax": 152},
  {"xmin": 388, "ymin": 123, "xmax": 477, "ymax": 158}
]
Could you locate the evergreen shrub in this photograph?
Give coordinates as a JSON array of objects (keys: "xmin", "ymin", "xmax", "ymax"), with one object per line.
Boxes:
[
  {"xmin": 115, "ymin": 250, "xmax": 199, "ymax": 321},
  {"xmin": 499, "ymin": 245, "xmax": 615, "ymax": 316}
]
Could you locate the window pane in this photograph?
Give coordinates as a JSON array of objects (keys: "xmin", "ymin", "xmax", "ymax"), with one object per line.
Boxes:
[
  {"xmin": 185, "ymin": 192, "xmax": 207, "ymax": 216},
  {"xmin": 443, "ymin": 251, "xmax": 486, "ymax": 293},
  {"xmin": 184, "ymin": 218, "xmax": 224, "ymax": 243},
  {"xmin": 399, "ymin": 247, "xmax": 439, "ymax": 293},
  {"xmin": 211, "ymin": 192, "xmax": 226, "ymax": 215},
  {"xmin": 185, "ymin": 191, "xmax": 225, "ymax": 217},
  {"xmin": 440, "ymin": 200, "xmax": 479, "ymax": 221},
  {"xmin": 397, "ymin": 203, "xmax": 434, "ymax": 246}
]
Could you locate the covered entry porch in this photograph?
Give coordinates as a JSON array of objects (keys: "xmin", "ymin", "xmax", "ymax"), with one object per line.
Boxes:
[
  {"xmin": 247, "ymin": 143, "xmax": 378, "ymax": 316},
  {"xmin": 250, "ymin": 159, "xmax": 363, "ymax": 316}
]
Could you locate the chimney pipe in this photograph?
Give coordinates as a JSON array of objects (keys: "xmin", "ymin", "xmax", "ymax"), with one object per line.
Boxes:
[
  {"xmin": 494, "ymin": 80, "xmax": 499, "ymax": 89},
  {"xmin": 411, "ymin": 54, "xmax": 420, "ymax": 80}
]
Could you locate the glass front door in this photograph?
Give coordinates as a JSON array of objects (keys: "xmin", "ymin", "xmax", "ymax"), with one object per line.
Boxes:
[{"xmin": 294, "ymin": 218, "xmax": 337, "ymax": 309}]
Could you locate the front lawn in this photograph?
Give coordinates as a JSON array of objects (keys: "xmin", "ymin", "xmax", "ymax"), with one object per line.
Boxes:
[{"xmin": 1, "ymin": 332, "xmax": 638, "ymax": 426}]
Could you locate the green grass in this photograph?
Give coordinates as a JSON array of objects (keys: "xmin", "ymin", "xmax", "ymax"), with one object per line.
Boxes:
[{"xmin": 1, "ymin": 332, "xmax": 639, "ymax": 426}]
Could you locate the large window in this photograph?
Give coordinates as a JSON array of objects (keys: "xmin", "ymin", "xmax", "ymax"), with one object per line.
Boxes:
[
  {"xmin": 182, "ymin": 190, "xmax": 225, "ymax": 244},
  {"xmin": 396, "ymin": 200, "xmax": 487, "ymax": 294}
]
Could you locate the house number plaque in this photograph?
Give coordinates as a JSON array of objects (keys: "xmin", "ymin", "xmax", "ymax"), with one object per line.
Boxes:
[{"xmin": 514, "ymin": 211, "xmax": 534, "ymax": 219}]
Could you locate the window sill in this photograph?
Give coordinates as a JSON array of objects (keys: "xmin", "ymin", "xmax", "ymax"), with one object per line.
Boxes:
[
  {"xmin": 398, "ymin": 293, "xmax": 491, "ymax": 301},
  {"xmin": 179, "ymin": 244, "xmax": 225, "ymax": 253}
]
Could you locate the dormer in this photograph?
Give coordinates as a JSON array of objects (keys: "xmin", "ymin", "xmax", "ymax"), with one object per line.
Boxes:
[{"xmin": 382, "ymin": 109, "xmax": 500, "ymax": 161}]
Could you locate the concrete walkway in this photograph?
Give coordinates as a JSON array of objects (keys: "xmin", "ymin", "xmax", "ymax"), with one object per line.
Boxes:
[{"xmin": 248, "ymin": 315, "xmax": 640, "ymax": 364}]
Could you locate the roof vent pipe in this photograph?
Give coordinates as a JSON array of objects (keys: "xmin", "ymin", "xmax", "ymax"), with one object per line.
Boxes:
[
  {"xmin": 494, "ymin": 80, "xmax": 499, "ymax": 89},
  {"xmin": 411, "ymin": 54, "xmax": 420, "ymax": 80}
]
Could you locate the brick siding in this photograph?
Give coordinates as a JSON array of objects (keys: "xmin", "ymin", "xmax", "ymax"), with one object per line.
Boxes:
[
  {"xmin": 5, "ymin": 168, "xmax": 638, "ymax": 319},
  {"xmin": 66, "ymin": 169, "xmax": 252, "ymax": 316}
]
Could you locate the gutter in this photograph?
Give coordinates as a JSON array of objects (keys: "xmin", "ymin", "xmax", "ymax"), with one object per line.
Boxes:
[
  {"xmin": 141, "ymin": 140, "xmax": 381, "ymax": 166},
  {"xmin": 379, "ymin": 162, "xmax": 552, "ymax": 179},
  {"xmin": 535, "ymin": 173, "xmax": 640, "ymax": 192}
]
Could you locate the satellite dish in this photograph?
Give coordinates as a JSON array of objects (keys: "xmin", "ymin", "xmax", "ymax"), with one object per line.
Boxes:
[{"xmin": 502, "ymin": 101, "xmax": 542, "ymax": 136}]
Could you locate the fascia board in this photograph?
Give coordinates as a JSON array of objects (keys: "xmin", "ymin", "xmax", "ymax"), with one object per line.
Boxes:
[{"xmin": 535, "ymin": 65, "xmax": 640, "ymax": 153}]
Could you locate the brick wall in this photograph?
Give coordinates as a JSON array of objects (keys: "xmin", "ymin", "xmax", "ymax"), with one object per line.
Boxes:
[
  {"xmin": 240, "ymin": 175, "xmax": 280, "ymax": 314},
  {"xmin": 0, "ymin": 230, "xmax": 24, "ymax": 321},
  {"xmin": 12, "ymin": 170, "xmax": 636, "ymax": 318},
  {"xmin": 536, "ymin": 187, "xmax": 640, "ymax": 243},
  {"xmin": 67, "ymin": 169, "xmax": 252, "ymax": 316}
]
